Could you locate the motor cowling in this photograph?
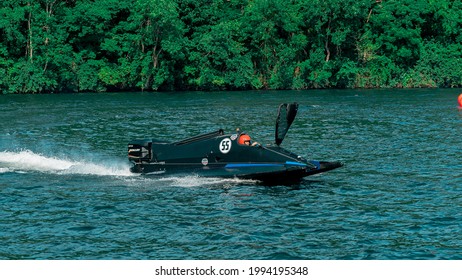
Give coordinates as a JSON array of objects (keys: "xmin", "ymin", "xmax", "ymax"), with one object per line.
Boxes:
[{"xmin": 128, "ymin": 140, "xmax": 152, "ymax": 162}]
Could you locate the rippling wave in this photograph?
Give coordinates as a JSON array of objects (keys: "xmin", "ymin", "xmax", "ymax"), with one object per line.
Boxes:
[{"xmin": 1, "ymin": 90, "xmax": 462, "ymax": 260}]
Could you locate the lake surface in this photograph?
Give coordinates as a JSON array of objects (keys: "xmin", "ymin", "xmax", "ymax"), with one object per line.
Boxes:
[{"xmin": 1, "ymin": 89, "xmax": 461, "ymax": 260}]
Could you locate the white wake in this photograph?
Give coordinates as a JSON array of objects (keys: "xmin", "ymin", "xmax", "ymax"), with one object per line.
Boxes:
[
  {"xmin": 156, "ymin": 175, "xmax": 257, "ymax": 188},
  {"xmin": 0, "ymin": 150, "xmax": 133, "ymax": 176},
  {"xmin": 0, "ymin": 150, "xmax": 257, "ymax": 187}
]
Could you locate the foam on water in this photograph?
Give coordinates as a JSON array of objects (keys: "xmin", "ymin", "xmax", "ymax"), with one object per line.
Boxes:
[
  {"xmin": 0, "ymin": 150, "xmax": 255, "ymax": 186},
  {"xmin": 156, "ymin": 174, "xmax": 257, "ymax": 188},
  {"xmin": 0, "ymin": 167, "xmax": 10, "ymax": 174},
  {"xmin": 0, "ymin": 150, "xmax": 133, "ymax": 177}
]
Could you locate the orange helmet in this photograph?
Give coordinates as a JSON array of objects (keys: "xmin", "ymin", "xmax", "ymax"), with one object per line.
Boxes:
[{"xmin": 238, "ymin": 134, "xmax": 251, "ymax": 145}]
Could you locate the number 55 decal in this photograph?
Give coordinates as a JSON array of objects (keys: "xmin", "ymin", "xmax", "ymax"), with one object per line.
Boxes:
[{"xmin": 219, "ymin": 138, "xmax": 232, "ymax": 154}]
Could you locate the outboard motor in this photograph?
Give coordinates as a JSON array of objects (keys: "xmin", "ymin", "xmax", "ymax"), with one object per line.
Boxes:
[{"xmin": 128, "ymin": 140, "xmax": 152, "ymax": 162}]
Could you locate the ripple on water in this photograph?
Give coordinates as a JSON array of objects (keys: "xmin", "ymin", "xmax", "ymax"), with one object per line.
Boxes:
[{"xmin": 1, "ymin": 90, "xmax": 462, "ymax": 259}]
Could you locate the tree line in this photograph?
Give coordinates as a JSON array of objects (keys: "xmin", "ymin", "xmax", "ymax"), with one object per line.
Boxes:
[{"xmin": 1, "ymin": 0, "xmax": 461, "ymax": 94}]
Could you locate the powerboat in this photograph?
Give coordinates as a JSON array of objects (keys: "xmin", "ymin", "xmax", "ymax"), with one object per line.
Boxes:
[{"xmin": 128, "ymin": 103, "xmax": 342, "ymax": 183}]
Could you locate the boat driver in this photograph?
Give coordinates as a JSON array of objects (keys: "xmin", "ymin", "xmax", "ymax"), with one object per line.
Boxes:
[{"xmin": 238, "ymin": 133, "xmax": 259, "ymax": 146}]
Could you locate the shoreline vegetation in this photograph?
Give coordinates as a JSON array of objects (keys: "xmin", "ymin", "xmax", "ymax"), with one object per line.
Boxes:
[{"xmin": 1, "ymin": 0, "xmax": 461, "ymax": 94}]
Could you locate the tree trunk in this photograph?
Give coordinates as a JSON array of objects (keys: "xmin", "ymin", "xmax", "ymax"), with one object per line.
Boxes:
[
  {"xmin": 325, "ymin": 18, "xmax": 331, "ymax": 62},
  {"xmin": 26, "ymin": 2, "xmax": 33, "ymax": 62}
]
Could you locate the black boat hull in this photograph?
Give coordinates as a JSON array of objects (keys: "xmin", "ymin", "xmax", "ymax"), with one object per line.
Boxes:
[
  {"xmin": 128, "ymin": 131, "xmax": 342, "ymax": 183},
  {"xmin": 128, "ymin": 103, "xmax": 343, "ymax": 184},
  {"xmin": 130, "ymin": 160, "xmax": 342, "ymax": 183}
]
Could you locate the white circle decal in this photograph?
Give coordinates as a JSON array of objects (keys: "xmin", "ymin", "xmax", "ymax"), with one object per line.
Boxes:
[{"xmin": 219, "ymin": 138, "xmax": 232, "ymax": 154}]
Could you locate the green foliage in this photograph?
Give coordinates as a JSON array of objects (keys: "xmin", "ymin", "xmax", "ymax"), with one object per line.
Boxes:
[
  {"xmin": 1, "ymin": 0, "xmax": 461, "ymax": 93},
  {"xmin": 409, "ymin": 40, "xmax": 462, "ymax": 87}
]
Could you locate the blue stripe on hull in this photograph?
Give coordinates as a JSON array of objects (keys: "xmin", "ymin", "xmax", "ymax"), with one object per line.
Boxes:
[
  {"xmin": 225, "ymin": 163, "xmax": 284, "ymax": 168},
  {"xmin": 225, "ymin": 161, "xmax": 307, "ymax": 168},
  {"xmin": 285, "ymin": 161, "xmax": 308, "ymax": 167}
]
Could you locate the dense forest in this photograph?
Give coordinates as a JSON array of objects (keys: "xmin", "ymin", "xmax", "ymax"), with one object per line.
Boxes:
[{"xmin": 1, "ymin": 0, "xmax": 461, "ymax": 93}]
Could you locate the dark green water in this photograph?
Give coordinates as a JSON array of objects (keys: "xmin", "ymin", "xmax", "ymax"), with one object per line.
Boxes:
[{"xmin": 1, "ymin": 89, "xmax": 461, "ymax": 259}]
